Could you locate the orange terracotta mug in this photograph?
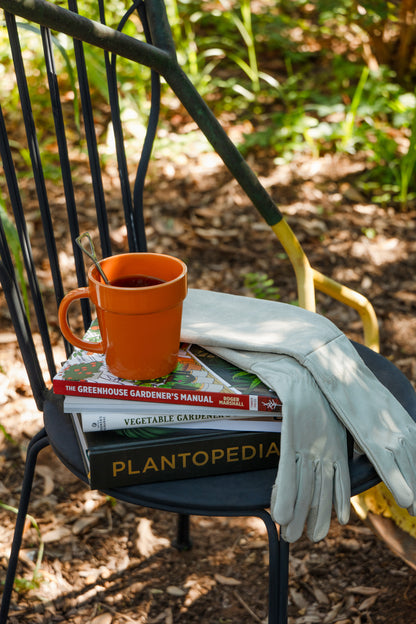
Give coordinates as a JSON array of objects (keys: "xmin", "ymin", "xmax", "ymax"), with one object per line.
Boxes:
[{"xmin": 58, "ymin": 253, "xmax": 187, "ymax": 380}]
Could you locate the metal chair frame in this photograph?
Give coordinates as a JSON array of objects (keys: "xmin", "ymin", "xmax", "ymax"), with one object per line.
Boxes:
[{"xmin": 0, "ymin": 1, "xmax": 415, "ymax": 622}]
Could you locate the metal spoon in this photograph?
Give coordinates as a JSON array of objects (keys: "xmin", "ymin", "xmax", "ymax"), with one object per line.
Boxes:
[{"xmin": 75, "ymin": 232, "xmax": 109, "ymax": 284}]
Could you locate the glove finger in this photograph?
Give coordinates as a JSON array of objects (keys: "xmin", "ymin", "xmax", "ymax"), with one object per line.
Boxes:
[
  {"xmin": 407, "ymin": 502, "xmax": 416, "ymax": 516},
  {"xmin": 280, "ymin": 455, "xmax": 314, "ymax": 543},
  {"xmin": 333, "ymin": 460, "xmax": 351, "ymax": 526},
  {"xmin": 373, "ymin": 443, "xmax": 416, "ymax": 513},
  {"xmin": 305, "ymin": 461, "xmax": 333, "ymax": 542},
  {"xmin": 270, "ymin": 453, "xmax": 297, "ymax": 526},
  {"xmin": 393, "ymin": 438, "xmax": 416, "ymax": 507},
  {"xmin": 366, "ymin": 448, "xmax": 414, "ymax": 509},
  {"xmin": 384, "ymin": 459, "xmax": 414, "ymax": 509}
]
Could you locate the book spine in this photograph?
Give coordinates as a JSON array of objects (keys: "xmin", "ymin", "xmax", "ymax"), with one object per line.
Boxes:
[
  {"xmin": 88, "ymin": 432, "xmax": 281, "ymax": 488},
  {"xmin": 53, "ymin": 378, "xmax": 281, "ymax": 412},
  {"xmin": 81, "ymin": 411, "xmax": 282, "ymax": 432}
]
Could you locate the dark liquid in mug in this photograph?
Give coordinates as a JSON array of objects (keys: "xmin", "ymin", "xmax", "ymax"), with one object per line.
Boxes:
[{"xmin": 110, "ymin": 274, "xmax": 165, "ymax": 288}]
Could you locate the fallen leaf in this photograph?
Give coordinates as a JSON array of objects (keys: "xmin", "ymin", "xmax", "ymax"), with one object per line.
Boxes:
[
  {"xmin": 72, "ymin": 514, "xmax": 101, "ymax": 535},
  {"xmin": 42, "ymin": 526, "xmax": 72, "ymax": 543},
  {"xmin": 312, "ymin": 585, "xmax": 329, "ymax": 604},
  {"xmin": 323, "ymin": 601, "xmax": 343, "ymax": 623},
  {"xmin": 359, "ymin": 595, "xmax": 378, "ymax": 611},
  {"xmin": 166, "ymin": 585, "xmax": 186, "ymax": 597},
  {"xmin": 347, "ymin": 586, "xmax": 381, "ymax": 596},
  {"xmin": 91, "ymin": 613, "xmax": 112, "ymax": 624},
  {"xmin": 35, "ymin": 464, "xmax": 55, "ymax": 496},
  {"xmin": 214, "ymin": 573, "xmax": 241, "ymax": 586},
  {"xmin": 248, "ymin": 539, "xmax": 268, "ymax": 549},
  {"xmin": 289, "ymin": 587, "xmax": 308, "ymax": 610},
  {"xmin": 135, "ymin": 518, "xmax": 170, "ymax": 558}
]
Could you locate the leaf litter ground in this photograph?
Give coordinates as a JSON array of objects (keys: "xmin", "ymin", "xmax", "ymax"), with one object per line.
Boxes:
[{"xmin": 0, "ymin": 147, "xmax": 416, "ymax": 624}]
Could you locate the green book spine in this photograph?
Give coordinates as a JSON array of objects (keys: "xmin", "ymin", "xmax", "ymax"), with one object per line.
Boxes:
[{"xmin": 73, "ymin": 417, "xmax": 280, "ymax": 488}]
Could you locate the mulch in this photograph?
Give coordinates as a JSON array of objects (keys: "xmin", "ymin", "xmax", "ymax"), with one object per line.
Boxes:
[{"xmin": 1, "ymin": 148, "xmax": 416, "ymax": 623}]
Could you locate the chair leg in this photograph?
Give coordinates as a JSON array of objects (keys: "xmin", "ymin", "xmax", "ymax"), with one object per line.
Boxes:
[
  {"xmin": 254, "ymin": 510, "xmax": 289, "ymax": 624},
  {"xmin": 173, "ymin": 513, "xmax": 192, "ymax": 551},
  {"xmin": 279, "ymin": 536, "xmax": 289, "ymax": 623},
  {"xmin": 0, "ymin": 429, "xmax": 49, "ymax": 624}
]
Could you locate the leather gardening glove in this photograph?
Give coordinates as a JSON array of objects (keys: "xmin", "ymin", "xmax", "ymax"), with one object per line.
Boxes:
[
  {"xmin": 201, "ymin": 346, "xmax": 350, "ymax": 542},
  {"xmin": 303, "ymin": 334, "xmax": 416, "ymax": 516},
  {"xmin": 182, "ymin": 289, "xmax": 416, "ymax": 519}
]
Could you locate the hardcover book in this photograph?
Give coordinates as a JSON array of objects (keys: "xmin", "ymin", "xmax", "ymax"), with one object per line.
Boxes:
[
  {"xmin": 78, "ymin": 411, "xmax": 282, "ymax": 432},
  {"xmin": 65, "ymin": 397, "xmax": 282, "ymax": 432},
  {"xmin": 71, "ymin": 414, "xmax": 281, "ymax": 489},
  {"xmin": 63, "ymin": 396, "xmax": 281, "ymax": 418},
  {"xmin": 54, "ymin": 321, "xmax": 281, "ymax": 413}
]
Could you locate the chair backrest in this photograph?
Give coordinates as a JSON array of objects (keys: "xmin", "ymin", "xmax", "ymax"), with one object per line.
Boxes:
[
  {"xmin": 0, "ymin": 0, "xmax": 164, "ymax": 409},
  {"xmin": 0, "ymin": 0, "xmax": 381, "ymax": 416}
]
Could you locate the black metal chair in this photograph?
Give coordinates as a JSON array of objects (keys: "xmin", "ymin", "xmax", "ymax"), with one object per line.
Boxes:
[{"xmin": 0, "ymin": 1, "xmax": 415, "ymax": 622}]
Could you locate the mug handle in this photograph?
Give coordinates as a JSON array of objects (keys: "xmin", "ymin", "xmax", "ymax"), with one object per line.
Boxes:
[{"xmin": 58, "ymin": 287, "xmax": 104, "ymax": 353}]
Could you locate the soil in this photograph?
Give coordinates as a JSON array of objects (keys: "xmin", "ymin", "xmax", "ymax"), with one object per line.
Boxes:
[{"xmin": 1, "ymin": 142, "xmax": 416, "ymax": 624}]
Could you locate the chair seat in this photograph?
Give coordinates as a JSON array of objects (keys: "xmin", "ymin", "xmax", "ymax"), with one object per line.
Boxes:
[{"xmin": 43, "ymin": 340, "xmax": 416, "ymax": 515}]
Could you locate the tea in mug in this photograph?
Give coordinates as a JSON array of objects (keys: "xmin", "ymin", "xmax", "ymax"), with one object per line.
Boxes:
[{"xmin": 110, "ymin": 274, "xmax": 165, "ymax": 288}]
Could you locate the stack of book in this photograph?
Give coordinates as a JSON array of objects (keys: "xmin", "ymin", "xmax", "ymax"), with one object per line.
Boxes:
[{"xmin": 53, "ymin": 323, "xmax": 282, "ymax": 489}]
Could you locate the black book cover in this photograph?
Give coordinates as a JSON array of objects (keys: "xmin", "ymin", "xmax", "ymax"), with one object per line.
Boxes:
[{"xmin": 71, "ymin": 414, "xmax": 280, "ymax": 489}]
